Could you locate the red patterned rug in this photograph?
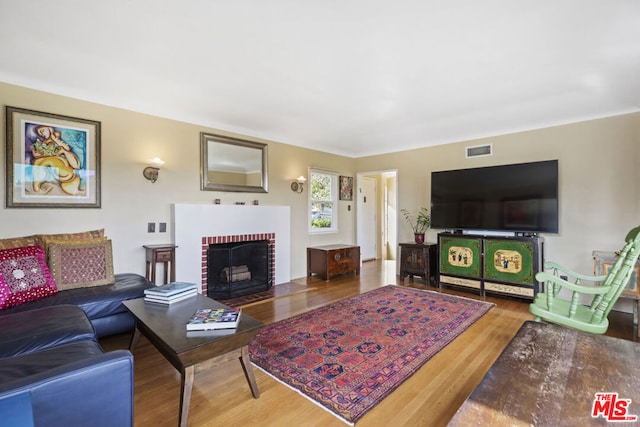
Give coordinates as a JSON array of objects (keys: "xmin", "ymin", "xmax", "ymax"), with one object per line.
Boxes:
[{"xmin": 249, "ymin": 285, "xmax": 494, "ymax": 424}]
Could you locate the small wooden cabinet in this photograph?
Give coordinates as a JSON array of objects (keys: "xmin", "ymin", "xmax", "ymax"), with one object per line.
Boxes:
[
  {"xmin": 399, "ymin": 243, "xmax": 438, "ymax": 284},
  {"xmin": 307, "ymin": 244, "xmax": 360, "ymax": 281}
]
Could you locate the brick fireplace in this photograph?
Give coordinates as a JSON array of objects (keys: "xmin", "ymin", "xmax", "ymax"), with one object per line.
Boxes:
[
  {"xmin": 174, "ymin": 204, "xmax": 291, "ymax": 289},
  {"xmin": 202, "ymin": 233, "xmax": 275, "ymax": 298}
]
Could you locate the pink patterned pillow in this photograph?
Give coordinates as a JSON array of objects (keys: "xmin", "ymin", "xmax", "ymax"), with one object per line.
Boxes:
[{"xmin": 0, "ymin": 246, "xmax": 58, "ymax": 310}]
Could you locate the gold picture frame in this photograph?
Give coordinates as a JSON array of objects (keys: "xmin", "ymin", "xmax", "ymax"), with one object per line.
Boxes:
[{"xmin": 5, "ymin": 106, "xmax": 101, "ymax": 208}]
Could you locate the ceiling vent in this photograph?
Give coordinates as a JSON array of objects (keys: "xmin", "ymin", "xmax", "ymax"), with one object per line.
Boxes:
[{"xmin": 466, "ymin": 144, "xmax": 492, "ymax": 158}]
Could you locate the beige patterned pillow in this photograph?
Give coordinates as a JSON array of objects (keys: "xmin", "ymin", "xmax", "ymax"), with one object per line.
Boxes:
[
  {"xmin": 43, "ymin": 238, "xmax": 106, "ymax": 271},
  {"xmin": 35, "ymin": 229, "xmax": 105, "ymax": 258},
  {"xmin": 0, "ymin": 236, "xmax": 36, "ymax": 250},
  {"xmin": 47, "ymin": 239, "xmax": 115, "ymax": 290}
]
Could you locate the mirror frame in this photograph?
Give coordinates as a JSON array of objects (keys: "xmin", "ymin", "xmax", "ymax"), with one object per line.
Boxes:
[{"xmin": 200, "ymin": 132, "xmax": 269, "ymax": 193}]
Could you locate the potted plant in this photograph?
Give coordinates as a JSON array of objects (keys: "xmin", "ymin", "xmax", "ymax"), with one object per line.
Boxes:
[{"xmin": 401, "ymin": 207, "xmax": 431, "ymax": 244}]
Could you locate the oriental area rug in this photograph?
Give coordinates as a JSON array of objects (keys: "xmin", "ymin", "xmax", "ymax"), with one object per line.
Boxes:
[{"xmin": 249, "ymin": 285, "xmax": 494, "ymax": 424}]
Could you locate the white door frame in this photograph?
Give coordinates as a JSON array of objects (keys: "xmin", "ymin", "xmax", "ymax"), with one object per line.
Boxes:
[{"xmin": 356, "ymin": 169, "xmax": 398, "ymax": 262}]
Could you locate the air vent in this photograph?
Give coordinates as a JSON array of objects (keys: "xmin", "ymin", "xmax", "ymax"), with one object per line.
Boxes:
[{"xmin": 466, "ymin": 144, "xmax": 492, "ymax": 158}]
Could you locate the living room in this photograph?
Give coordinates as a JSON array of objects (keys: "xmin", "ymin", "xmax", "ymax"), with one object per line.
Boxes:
[
  {"xmin": 1, "ymin": 2, "xmax": 638, "ymax": 284},
  {"xmin": 1, "ymin": 1, "xmax": 640, "ymax": 426}
]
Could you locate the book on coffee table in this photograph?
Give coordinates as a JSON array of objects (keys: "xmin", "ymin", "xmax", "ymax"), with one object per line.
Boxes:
[
  {"xmin": 186, "ymin": 329, "xmax": 237, "ymax": 338},
  {"xmin": 144, "ymin": 288, "xmax": 198, "ymax": 304},
  {"xmin": 186, "ymin": 307, "xmax": 242, "ymax": 331},
  {"xmin": 145, "ymin": 282, "xmax": 198, "ymax": 297}
]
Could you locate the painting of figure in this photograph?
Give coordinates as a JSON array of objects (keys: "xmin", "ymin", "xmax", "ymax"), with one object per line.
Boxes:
[
  {"xmin": 339, "ymin": 176, "xmax": 353, "ymax": 201},
  {"xmin": 27, "ymin": 124, "xmax": 86, "ymax": 196}
]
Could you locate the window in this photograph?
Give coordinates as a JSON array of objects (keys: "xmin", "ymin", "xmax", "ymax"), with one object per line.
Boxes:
[{"xmin": 309, "ymin": 169, "xmax": 338, "ymax": 233}]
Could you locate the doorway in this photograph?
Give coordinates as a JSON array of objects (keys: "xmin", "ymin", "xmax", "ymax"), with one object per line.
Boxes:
[{"xmin": 356, "ymin": 170, "xmax": 398, "ymax": 262}]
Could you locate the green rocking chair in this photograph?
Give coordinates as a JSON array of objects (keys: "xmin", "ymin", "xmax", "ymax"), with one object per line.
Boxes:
[{"xmin": 529, "ymin": 226, "xmax": 640, "ymax": 334}]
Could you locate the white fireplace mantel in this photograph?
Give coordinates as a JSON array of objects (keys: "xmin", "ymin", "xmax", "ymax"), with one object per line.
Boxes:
[{"xmin": 173, "ymin": 204, "xmax": 291, "ymax": 287}]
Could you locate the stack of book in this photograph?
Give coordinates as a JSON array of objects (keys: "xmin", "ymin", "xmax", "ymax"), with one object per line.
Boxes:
[
  {"xmin": 186, "ymin": 307, "xmax": 242, "ymax": 331},
  {"xmin": 144, "ymin": 282, "xmax": 198, "ymax": 304}
]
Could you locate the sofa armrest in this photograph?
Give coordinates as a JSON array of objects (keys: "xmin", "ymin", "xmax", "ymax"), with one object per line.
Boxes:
[{"xmin": 0, "ymin": 350, "xmax": 134, "ymax": 427}]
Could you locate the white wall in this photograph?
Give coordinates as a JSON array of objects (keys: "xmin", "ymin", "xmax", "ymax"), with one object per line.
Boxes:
[{"xmin": 173, "ymin": 204, "xmax": 291, "ymax": 285}]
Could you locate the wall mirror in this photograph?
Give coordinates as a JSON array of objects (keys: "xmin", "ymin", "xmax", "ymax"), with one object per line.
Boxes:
[{"xmin": 200, "ymin": 132, "xmax": 268, "ymax": 193}]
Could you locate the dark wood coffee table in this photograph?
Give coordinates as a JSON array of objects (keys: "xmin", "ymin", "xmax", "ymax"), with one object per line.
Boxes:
[
  {"xmin": 449, "ymin": 321, "xmax": 640, "ymax": 426},
  {"xmin": 123, "ymin": 294, "xmax": 263, "ymax": 427}
]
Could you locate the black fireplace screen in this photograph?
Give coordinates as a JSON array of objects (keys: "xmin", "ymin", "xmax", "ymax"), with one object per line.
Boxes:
[{"xmin": 207, "ymin": 240, "xmax": 272, "ymax": 299}]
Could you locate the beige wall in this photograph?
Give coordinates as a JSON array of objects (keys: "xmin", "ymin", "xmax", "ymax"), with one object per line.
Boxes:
[
  {"xmin": 0, "ymin": 82, "xmax": 356, "ymax": 280},
  {"xmin": 2, "ymin": 81, "xmax": 639, "ymax": 286},
  {"xmin": 357, "ymin": 113, "xmax": 640, "ymax": 279}
]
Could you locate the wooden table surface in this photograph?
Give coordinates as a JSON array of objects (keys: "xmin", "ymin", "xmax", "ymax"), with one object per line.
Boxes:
[
  {"xmin": 123, "ymin": 295, "xmax": 263, "ymax": 427},
  {"xmin": 449, "ymin": 321, "xmax": 640, "ymax": 426}
]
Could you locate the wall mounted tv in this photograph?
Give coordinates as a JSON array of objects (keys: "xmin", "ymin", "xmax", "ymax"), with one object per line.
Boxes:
[{"xmin": 431, "ymin": 160, "xmax": 559, "ymax": 234}]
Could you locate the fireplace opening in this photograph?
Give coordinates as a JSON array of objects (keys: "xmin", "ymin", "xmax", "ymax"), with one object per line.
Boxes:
[{"xmin": 207, "ymin": 240, "xmax": 272, "ymax": 299}]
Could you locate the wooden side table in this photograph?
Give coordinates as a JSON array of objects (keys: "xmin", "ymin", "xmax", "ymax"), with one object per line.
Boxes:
[
  {"xmin": 399, "ymin": 242, "xmax": 438, "ymax": 284},
  {"xmin": 144, "ymin": 244, "xmax": 178, "ymax": 285}
]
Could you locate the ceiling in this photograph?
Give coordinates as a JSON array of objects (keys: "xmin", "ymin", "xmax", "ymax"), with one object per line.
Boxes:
[{"xmin": 0, "ymin": 1, "xmax": 638, "ymax": 157}]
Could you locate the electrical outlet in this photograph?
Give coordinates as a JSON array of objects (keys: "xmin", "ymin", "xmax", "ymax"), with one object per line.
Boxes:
[
  {"xmin": 147, "ymin": 222, "xmax": 155, "ymax": 233},
  {"xmin": 159, "ymin": 222, "xmax": 167, "ymax": 233}
]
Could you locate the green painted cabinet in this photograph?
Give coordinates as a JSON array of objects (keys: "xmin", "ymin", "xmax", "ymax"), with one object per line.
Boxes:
[{"xmin": 438, "ymin": 233, "xmax": 543, "ymax": 299}]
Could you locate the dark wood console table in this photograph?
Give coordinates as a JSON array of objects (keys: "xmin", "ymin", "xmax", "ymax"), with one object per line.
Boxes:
[
  {"xmin": 307, "ymin": 244, "xmax": 360, "ymax": 281},
  {"xmin": 399, "ymin": 242, "xmax": 437, "ymax": 284},
  {"xmin": 449, "ymin": 321, "xmax": 640, "ymax": 426}
]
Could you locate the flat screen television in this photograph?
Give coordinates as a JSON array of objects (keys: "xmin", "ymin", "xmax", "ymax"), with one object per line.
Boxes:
[{"xmin": 431, "ymin": 160, "xmax": 558, "ymax": 234}]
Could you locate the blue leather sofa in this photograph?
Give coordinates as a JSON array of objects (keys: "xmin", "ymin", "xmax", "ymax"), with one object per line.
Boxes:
[
  {"xmin": 0, "ymin": 273, "xmax": 153, "ymax": 338},
  {"xmin": 0, "ymin": 305, "xmax": 133, "ymax": 427}
]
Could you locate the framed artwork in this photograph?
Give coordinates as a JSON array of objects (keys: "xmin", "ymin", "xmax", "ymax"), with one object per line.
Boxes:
[
  {"xmin": 339, "ymin": 175, "xmax": 353, "ymax": 201},
  {"xmin": 5, "ymin": 106, "xmax": 101, "ymax": 208}
]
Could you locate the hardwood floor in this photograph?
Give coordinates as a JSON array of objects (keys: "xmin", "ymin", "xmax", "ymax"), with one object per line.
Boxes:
[{"xmin": 100, "ymin": 260, "xmax": 636, "ymax": 426}]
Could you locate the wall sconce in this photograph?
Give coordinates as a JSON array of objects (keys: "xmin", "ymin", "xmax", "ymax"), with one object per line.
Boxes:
[
  {"xmin": 291, "ymin": 176, "xmax": 306, "ymax": 193},
  {"xmin": 143, "ymin": 157, "xmax": 165, "ymax": 183}
]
